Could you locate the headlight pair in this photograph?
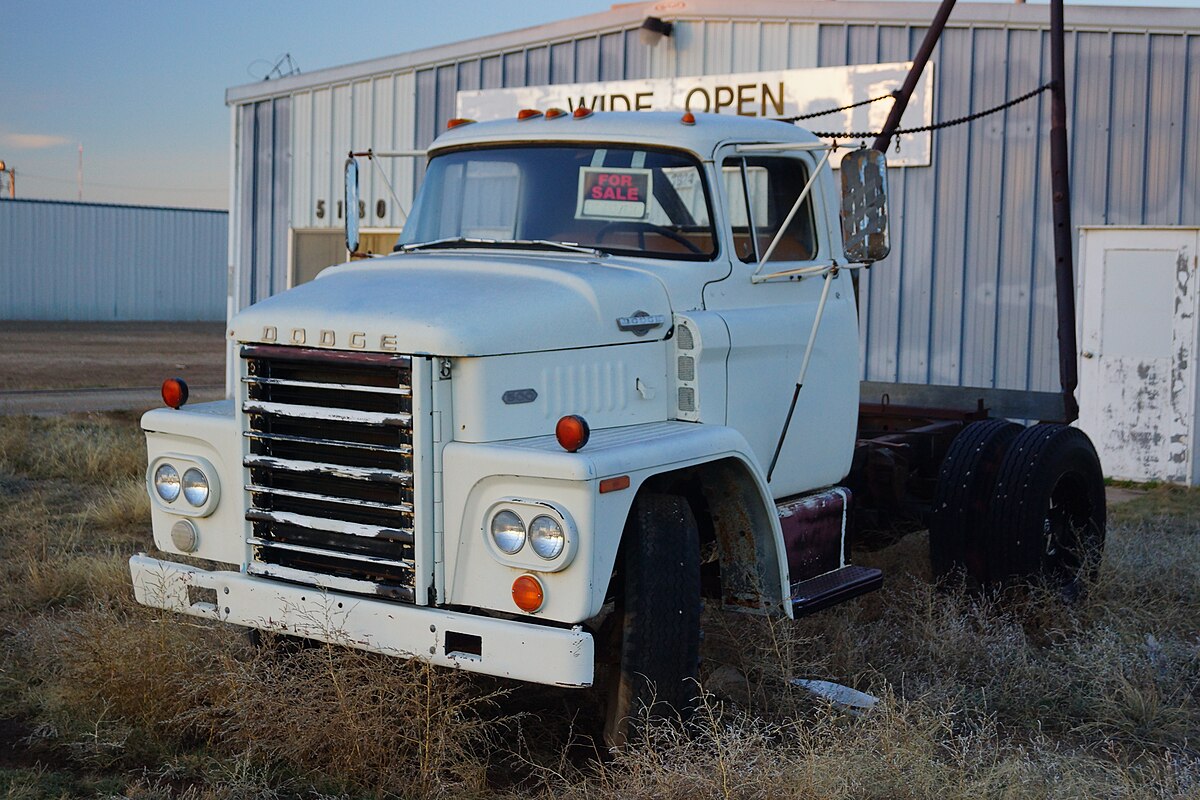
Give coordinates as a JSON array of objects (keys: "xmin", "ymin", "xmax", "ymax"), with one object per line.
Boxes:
[
  {"xmin": 489, "ymin": 509, "xmax": 566, "ymax": 560},
  {"xmin": 153, "ymin": 463, "xmax": 209, "ymax": 507},
  {"xmin": 148, "ymin": 455, "xmax": 220, "ymax": 519}
]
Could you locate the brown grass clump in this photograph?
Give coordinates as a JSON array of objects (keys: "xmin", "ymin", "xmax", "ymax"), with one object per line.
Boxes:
[
  {"xmin": 0, "ymin": 415, "xmax": 145, "ymax": 482},
  {"xmin": 2, "ymin": 415, "xmax": 1199, "ymax": 799},
  {"xmin": 13, "ymin": 606, "xmax": 501, "ymax": 798}
]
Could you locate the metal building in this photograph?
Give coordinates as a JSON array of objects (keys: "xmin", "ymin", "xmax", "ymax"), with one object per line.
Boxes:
[
  {"xmin": 0, "ymin": 199, "xmax": 227, "ymax": 321},
  {"xmin": 224, "ymin": 0, "xmax": 1200, "ymax": 399}
]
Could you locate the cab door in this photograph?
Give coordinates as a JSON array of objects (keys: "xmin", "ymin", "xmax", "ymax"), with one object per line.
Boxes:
[{"xmin": 704, "ymin": 144, "xmax": 860, "ymax": 498}]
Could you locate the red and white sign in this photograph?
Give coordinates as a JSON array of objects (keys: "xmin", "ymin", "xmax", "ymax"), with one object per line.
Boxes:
[{"xmin": 575, "ymin": 167, "xmax": 652, "ymax": 220}]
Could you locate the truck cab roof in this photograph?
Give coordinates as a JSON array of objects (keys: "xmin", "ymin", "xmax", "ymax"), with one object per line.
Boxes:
[{"xmin": 429, "ymin": 110, "xmax": 823, "ymax": 159}]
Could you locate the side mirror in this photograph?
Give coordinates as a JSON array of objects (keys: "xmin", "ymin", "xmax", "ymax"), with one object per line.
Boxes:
[
  {"xmin": 344, "ymin": 157, "xmax": 360, "ymax": 254},
  {"xmin": 839, "ymin": 149, "xmax": 890, "ymax": 264}
]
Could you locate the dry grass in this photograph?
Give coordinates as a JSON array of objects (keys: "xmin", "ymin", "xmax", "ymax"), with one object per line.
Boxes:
[{"xmin": 2, "ymin": 415, "xmax": 1198, "ymax": 799}]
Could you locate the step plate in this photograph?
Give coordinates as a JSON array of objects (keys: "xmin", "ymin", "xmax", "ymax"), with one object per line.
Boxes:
[{"xmin": 790, "ymin": 565, "xmax": 883, "ymax": 617}]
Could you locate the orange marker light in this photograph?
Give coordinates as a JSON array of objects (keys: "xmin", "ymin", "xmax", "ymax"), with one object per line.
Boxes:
[
  {"xmin": 161, "ymin": 377, "xmax": 189, "ymax": 409},
  {"xmin": 555, "ymin": 415, "xmax": 590, "ymax": 452},
  {"xmin": 681, "ymin": 111, "xmax": 696, "ymax": 125},
  {"xmin": 446, "ymin": 118, "xmax": 476, "ymax": 129},
  {"xmin": 544, "ymin": 107, "xmax": 567, "ymax": 119},
  {"xmin": 599, "ymin": 475, "xmax": 630, "ymax": 494},
  {"xmin": 517, "ymin": 108, "xmax": 543, "ymax": 121},
  {"xmin": 512, "ymin": 574, "xmax": 545, "ymax": 613},
  {"xmin": 572, "ymin": 106, "xmax": 593, "ymax": 119}
]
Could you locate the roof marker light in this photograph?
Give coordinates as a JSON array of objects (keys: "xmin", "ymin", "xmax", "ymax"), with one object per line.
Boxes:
[
  {"xmin": 681, "ymin": 112, "xmax": 696, "ymax": 126},
  {"xmin": 517, "ymin": 108, "xmax": 543, "ymax": 121},
  {"xmin": 446, "ymin": 118, "xmax": 476, "ymax": 129},
  {"xmin": 544, "ymin": 107, "xmax": 567, "ymax": 119},
  {"xmin": 572, "ymin": 106, "xmax": 593, "ymax": 119}
]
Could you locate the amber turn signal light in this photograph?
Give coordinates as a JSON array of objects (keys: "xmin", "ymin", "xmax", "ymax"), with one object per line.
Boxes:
[
  {"xmin": 161, "ymin": 377, "xmax": 189, "ymax": 409},
  {"xmin": 512, "ymin": 574, "xmax": 545, "ymax": 613},
  {"xmin": 599, "ymin": 475, "xmax": 630, "ymax": 494},
  {"xmin": 555, "ymin": 415, "xmax": 590, "ymax": 452}
]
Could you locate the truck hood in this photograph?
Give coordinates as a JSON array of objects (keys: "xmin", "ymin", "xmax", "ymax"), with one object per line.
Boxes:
[{"xmin": 230, "ymin": 251, "xmax": 672, "ymax": 356}]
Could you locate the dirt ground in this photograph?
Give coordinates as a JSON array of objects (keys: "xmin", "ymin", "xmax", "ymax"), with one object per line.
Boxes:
[{"xmin": 0, "ymin": 321, "xmax": 227, "ymax": 414}]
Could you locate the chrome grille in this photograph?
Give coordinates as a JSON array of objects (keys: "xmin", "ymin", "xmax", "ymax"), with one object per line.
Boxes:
[{"xmin": 241, "ymin": 344, "xmax": 417, "ymax": 603}]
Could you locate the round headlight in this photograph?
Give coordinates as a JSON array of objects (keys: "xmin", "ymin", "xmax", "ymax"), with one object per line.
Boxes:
[
  {"xmin": 490, "ymin": 510, "xmax": 526, "ymax": 554},
  {"xmin": 182, "ymin": 467, "xmax": 209, "ymax": 507},
  {"xmin": 529, "ymin": 515, "xmax": 565, "ymax": 560},
  {"xmin": 154, "ymin": 463, "xmax": 181, "ymax": 502}
]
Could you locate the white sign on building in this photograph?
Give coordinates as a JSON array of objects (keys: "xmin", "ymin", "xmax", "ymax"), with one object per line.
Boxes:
[{"xmin": 457, "ymin": 62, "xmax": 935, "ymax": 168}]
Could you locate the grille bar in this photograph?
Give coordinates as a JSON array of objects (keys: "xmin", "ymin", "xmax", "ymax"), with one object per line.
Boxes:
[
  {"xmin": 242, "ymin": 375, "xmax": 412, "ymax": 396},
  {"xmin": 244, "ymin": 454, "xmax": 411, "ymax": 485},
  {"xmin": 241, "ymin": 344, "xmax": 411, "ymax": 368},
  {"xmin": 249, "ymin": 537, "xmax": 415, "ymax": 569},
  {"xmin": 244, "ymin": 401, "xmax": 412, "ymax": 427},
  {"xmin": 245, "ymin": 484, "xmax": 414, "ymax": 514},
  {"xmin": 246, "ymin": 508, "xmax": 414, "ymax": 543},
  {"xmin": 246, "ymin": 562, "xmax": 416, "ymax": 602},
  {"xmin": 243, "ymin": 431, "xmax": 413, "ymax": 457}
]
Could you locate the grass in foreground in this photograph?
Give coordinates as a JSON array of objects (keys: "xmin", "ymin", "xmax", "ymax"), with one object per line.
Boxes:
[{"xmin": 0, "ymin": 415, "xmax": 1197, "ymax": 799}]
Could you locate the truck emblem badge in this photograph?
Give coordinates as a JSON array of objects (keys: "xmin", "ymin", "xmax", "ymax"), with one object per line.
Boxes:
[
  {"xmin": 617, "ymin": 311, "xmax": 666, "ymax": 336},
  {"xmin": 502, "ymin": 388, "xmax": 538, "ymax": 405}
]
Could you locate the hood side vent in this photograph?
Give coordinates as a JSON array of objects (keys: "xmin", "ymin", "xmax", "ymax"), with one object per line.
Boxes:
[{"xmin": 675, "ymin": 320, "xmax": 700, "ymax": 422}]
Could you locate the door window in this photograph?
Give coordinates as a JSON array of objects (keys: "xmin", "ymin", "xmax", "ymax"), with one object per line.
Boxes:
[{"xmin": 722, "ymin": 156, "xmax": 818, "ymax": 264}]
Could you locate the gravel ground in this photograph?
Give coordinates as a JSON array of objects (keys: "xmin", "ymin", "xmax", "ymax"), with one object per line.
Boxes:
[{"xmin": 0, "ymin": 321, "xmax": 226, "ymax": 414}]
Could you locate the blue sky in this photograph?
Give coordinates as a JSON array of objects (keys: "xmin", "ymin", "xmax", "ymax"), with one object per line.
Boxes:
[
  {"xmin": 0, "ymin": 1, "xmax": 614, "ymax": 208},
  {"xmin": 1, "ymin": 1, "xmax": 1195, "ymax": 209}
]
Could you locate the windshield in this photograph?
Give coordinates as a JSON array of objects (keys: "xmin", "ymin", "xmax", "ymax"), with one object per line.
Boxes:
[{"xmin": 398, "ymin": 145, "xmax": 717, "ymax": 261}]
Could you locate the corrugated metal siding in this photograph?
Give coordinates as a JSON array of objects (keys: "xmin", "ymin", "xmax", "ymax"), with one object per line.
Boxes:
[
  {"xmin": 238, "ymin": 5, "xmax": 1200, "ymax": 396},
  {"xmin": 820, "ymin": 24, "xmax": 1200, "ymax": 392},
  {"xmin": 235, "ymin": 97, "xmax": 290, "ymax": 310},
  {"xmin": 0, "ymin": 199, "xmax": 226, "ymax": 321}
]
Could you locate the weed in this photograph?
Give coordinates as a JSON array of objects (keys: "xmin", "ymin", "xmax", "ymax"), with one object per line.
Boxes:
[{"xmin": 1, "ymin": 418, "xmax": 1198, "ymax": 798}]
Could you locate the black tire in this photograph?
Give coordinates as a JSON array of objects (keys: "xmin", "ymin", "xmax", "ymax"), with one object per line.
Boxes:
[
  {"xmin": 929, "ymin": 419, "xmax": 1022, "ymax": 583},
  {"xmin": 603, "ymin": 493, "xmax": 702, "ymax": 748},
  {"xmin": 987, "ymin": 424, "xmax": 1106, "ymax": 595}
]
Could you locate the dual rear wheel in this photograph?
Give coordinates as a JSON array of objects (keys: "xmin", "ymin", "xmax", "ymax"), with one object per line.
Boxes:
[{"xmin": 929, "ymin": 421, "xmax": 1106, "ymax": 594}]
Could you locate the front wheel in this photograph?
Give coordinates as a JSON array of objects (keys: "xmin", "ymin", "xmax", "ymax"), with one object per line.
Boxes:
[{"xmin": 602, "ymin": 493, "xmax": 701, "ymax": 748}]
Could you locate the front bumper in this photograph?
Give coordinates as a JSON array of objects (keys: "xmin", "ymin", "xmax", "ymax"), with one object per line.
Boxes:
[{"xmin": 130, "ymin": 554, "xmax": 594, "ymax": 688}]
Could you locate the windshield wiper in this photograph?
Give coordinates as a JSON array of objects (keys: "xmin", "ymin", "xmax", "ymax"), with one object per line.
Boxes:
[{"xmin": 396, "ymin": 237, "xmax": 606, "ymax": 257}]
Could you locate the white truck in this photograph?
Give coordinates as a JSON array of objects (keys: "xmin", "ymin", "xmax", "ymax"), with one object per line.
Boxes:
[{"xmin": 130, "ymin": 108, "xmax": 1105, "ymax": 744}]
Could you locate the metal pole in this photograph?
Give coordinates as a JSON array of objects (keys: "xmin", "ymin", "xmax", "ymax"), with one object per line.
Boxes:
[
  {"xmin": 873, "ymin": 0, "xmax": 957, "ymax": 153},
  {"xmin": 1049, "ymin": 0, "xmax": 1079, "ymax": 422}
]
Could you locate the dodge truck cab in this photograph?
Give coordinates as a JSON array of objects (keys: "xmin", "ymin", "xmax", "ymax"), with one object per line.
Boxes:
[{"xmin": 131, "ymin": 110, "xmax": 1104, "ymax": 744}]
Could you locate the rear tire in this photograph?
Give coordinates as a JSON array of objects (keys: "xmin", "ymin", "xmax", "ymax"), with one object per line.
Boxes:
[
  {"xmin": 603, "ymin": 493, "xmax": 701, "ymax": 749},
  {"xmin": 987, "ymin": 424, "xmax": 1106, "ymax": 596},
  {"xmin": 929, "ymin": 419, "xmax": 1022, "ymax": 584}
]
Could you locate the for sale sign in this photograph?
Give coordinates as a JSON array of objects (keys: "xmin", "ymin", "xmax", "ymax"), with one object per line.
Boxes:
[{"xmin": 575, "ymin": 167, "xmax": 652, "ymax": 221}]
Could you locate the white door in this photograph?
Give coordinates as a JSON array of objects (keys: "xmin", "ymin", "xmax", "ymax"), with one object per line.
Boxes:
[{"xmin": 1077, "ymin": 227, "xmax": 1200, "ymax": 484}]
